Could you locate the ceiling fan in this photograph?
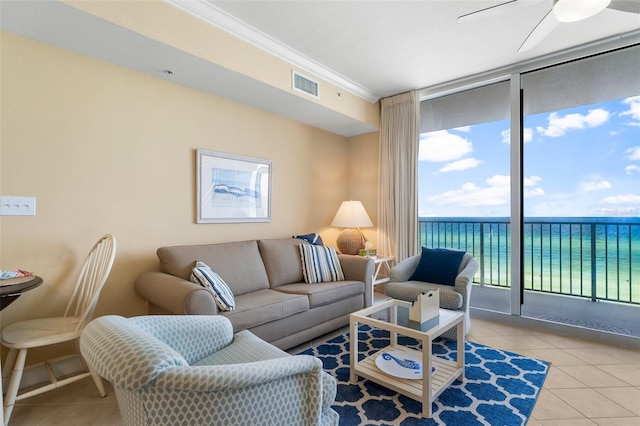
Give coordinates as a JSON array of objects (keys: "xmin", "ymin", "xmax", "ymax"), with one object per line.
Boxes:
[{"xmin": 458, "ymin": 0, "xmax": 640, "ymax": 52}]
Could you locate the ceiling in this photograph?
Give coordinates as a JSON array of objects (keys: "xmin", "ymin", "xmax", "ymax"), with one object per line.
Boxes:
[
  {"xmin": 203, "ymin": 0, "xmax": 640, "ymax": 98},
  {"xmin": 2, "ymin": 0, "xmax": 640, "ymax": 136}
]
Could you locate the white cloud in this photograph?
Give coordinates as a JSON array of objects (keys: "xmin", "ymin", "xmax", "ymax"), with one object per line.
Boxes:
[
  {"xmin": 453, "ymin": 126, "xmax": 471, "ymax": 132},
  {"xmin": 625, "ymin": 146, "xmax": 640, "ymax": 161},
  {"xmin": 419, "ymin": 130, "xmax": 473, "ymax": 162},
  {"xmin": 580, "ymin": 180, "xmax": 612, "ymax": 192},
  {"xmin": 438, "ymin": 158, "xmax": 483, "ymax": 172},
  {"xmin": 536, "ymin": 108, "xmax": 610, "ymax": 137},
  {"xmin": 621, "ymin": 96, "xmax": 640, "ymax": 126},
  {"xmin": 600, "ymin": 193, "xmax": 640, "ymax": 204},
  {"xmin": 427, "ymin": 174, "xmax": 544, "ymax": 207},
  {"xmin": 625, "ymin": 165, "xmax": 640, "ymax": 175},
  {"xmin": 523, "ymin": 176, "xmax": 544, "ymax": 197},
  {"xmin": 598, "ymin": 207, "xmax": 640, "ymax": 216},
  {"xmin": 501, "ymin": 128, "xmax": 533, "ymax": 144}
]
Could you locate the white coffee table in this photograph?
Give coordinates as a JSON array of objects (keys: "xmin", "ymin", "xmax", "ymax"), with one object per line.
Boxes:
[{"xmin": 349, "ymin": 299, "xmax": 465, "ymax": 417}]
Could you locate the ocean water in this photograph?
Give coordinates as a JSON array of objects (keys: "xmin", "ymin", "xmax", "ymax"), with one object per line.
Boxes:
[{"xmin": 418, "ymin": 217, "xmax": 640, "ymax": 304}]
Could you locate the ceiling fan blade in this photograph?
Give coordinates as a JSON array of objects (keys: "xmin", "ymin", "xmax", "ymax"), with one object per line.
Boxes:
[
  {"xmin": 457, "ymin": 0, "xmax": 519, "ymax": 23},
  {"xmin": 518, "ymin": 7, "xmax": 559, "ymax": 52},
  {"xmin": 608, "ymin": 0, "xmax": 640, "ymax": 14}
]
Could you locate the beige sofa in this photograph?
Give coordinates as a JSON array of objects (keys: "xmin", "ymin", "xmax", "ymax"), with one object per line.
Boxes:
[{"xmin": 136, "ymin": 238, "xmax": 374, "ymax": 350}]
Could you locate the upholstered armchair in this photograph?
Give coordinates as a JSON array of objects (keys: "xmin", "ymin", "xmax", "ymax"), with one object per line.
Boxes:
[
  {"xmin": 385, "ymin": 249, "xmax": 479, "ymax": 339},
  {"xmin": 80, "ymin": 315, "xmax": 338, "ymax": 426}
]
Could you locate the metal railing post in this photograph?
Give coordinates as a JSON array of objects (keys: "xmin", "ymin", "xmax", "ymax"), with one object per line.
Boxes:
[
  {"xmin": 590, "ymin": 223, "xmax": 597, "ymax": 302},
  {"xmin": 480, "ymin": 222, "xmax": 485, "ymax": 287}
]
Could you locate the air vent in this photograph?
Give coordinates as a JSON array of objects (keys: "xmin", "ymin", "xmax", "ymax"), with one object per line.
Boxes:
[{"xmin": 292, "ymin": 71, "xmax": 319, "ymax": 99}]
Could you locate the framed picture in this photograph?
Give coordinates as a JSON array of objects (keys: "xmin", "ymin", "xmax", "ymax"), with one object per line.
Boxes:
[{"xmin": 197, "ymin": 149, "xmax": 272, "ymax": 223}]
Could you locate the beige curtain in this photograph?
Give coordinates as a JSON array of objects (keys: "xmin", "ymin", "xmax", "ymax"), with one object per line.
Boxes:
[{"xmin": 377, "ymin": 91, "xmax": 419, "ymax": 262}]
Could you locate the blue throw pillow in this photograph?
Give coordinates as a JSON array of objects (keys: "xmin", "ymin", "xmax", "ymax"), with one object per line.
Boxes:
[
  {"xmin": 409, "ymin": 247, "xmax": 465, "ymax": 286},
  {"xmin": 293, "ymin": 233, "xmax": 324, "ymax": 246}
]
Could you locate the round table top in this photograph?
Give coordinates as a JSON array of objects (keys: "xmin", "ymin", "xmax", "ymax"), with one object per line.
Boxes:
[{"xmin": 0, "ymin": 275, "xmax": 43, "ymax": 298}]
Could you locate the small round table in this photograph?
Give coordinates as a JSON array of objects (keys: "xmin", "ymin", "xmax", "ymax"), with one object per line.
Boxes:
[
  {"xmin": 0, "ymin": 275, "xmax": 42, "ymax": 425},
  {"xmin": 0, "ymin": 276, "xmax": 43, "ymax": 310}
]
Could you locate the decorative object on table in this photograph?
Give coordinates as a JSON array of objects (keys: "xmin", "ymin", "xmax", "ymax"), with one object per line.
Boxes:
[
  {"xmin": 292, "ymin": 232, "xmax": 324, "ymax": 245},
  {"xmin": 358, "ymin": 241, "xmax": 377, "ymax": 257},
  {"xmin": 299, "ymin": 324, "xmax": 549, "ymax": 426},
  {"xmin": 0, "ymin": 269, "xmax": 32, "ymax": 280},
  {"xmin": 331, "ymin": 200, "xmax": 373, "ymax": 255},
  {"xmin": 196, "ymin": 149, "xmax": 272, "ymax": 223},
  {"xmin": 375, "ymin": 350, "xmax": 423, "ymax": 379},
  {"xmin": 0, "ymin": 269, "xmax": 35, "ymax": 287},
  {"xmin": 1, "ymin": 234, "xmax": 116, "ymax": 424},
  {"xmin": 409, "ymin": 289, "xmax": 440, "ymax": 324}
]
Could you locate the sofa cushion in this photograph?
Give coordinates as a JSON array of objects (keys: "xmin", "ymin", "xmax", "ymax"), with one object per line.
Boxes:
[
  {"xmin": 190, "ymin": 261, "xmax": 235, "ymax": 311},
  {"xmin": 157, "ymin": 240, "xmax": 270, "ymax": 295},
  {"xmin": 385, "ymin": 281, "xmax": 463, "ymax": 309},
  {"xmin": 299, "ymin": 244, "xmax": 345, "ymax": 284},
  {"xmin": 258, "ymin": 238, "xmax": 307, "ymax": 288},
  {"xmin": 193, "ymin": 330, "xmax": 289, "ymax": 366},
  {"xmin": 410, "ymin": 247, "xmax": 465, "ymax": 286},
  {"xmin": 221, "ymin": 289, "xmax": 309, "ymax": 331},
  {"xmin": 275, "ymin": 281, "xmax": 364, "ymax": 308}
]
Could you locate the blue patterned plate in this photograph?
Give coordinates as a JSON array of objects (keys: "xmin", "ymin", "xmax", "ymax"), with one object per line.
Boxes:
[{"xmin": 375, "ymin": 350, "xmax": 433, "ymax": 379}]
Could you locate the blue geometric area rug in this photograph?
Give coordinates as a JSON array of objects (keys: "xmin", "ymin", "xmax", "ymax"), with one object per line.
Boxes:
[{"xmin": 300, "ymin": 325, "xmax": 549, "ymax": 426}]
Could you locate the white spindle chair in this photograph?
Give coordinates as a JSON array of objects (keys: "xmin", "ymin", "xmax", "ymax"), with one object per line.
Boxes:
[{"xmin": 1, "ymin": 234, "xmax": 116, "ymax": 424}]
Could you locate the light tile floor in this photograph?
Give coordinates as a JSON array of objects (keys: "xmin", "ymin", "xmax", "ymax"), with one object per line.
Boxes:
[{"xmin": 6, "ymin": 316, "xmax": 639, "ymax": 425}]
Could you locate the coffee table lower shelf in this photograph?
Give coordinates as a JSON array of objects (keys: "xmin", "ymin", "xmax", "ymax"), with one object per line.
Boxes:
[{"xmin": 353, "ymin": 346, "xmax": 463, "ymax": 415}]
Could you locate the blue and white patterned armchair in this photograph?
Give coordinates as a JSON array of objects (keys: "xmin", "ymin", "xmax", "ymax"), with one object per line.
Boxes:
[
  {"xmin": 80, "ymin": 315, "xmax": 338, "ymax": 426},
  {"xmin": 385, "ymin": 252, "xmax": 479, "ymax": 339}
]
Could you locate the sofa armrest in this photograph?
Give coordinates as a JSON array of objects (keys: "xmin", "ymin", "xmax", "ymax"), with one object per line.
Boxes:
[
  {"xmin": 338, "ymin": 254, "xmax": 375, "ymax": 307},
  {"xmin": 131, "ymin": 315, "xmax": 234, "ymax": 364},
  {"xmin": 389, "ymin": 254, "xmax": 421, "ymax": 282},
  {"xmin": 135, "ymin": 271, "xmax": 218, "ymax": 315}
]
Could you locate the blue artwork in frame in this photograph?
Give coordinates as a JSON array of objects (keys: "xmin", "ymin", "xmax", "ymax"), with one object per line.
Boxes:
[{"xmin": 197, "ymin": 149, "xmax": 272, "ymax": 223}]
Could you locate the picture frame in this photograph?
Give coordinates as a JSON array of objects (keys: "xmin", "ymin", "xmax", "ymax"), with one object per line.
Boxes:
[{"xmin": 196, "ymin": 149, "xmax": 272, "ymax": 223}]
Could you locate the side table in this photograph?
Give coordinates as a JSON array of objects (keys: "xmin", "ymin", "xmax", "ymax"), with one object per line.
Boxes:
[{"xmin": 371, "ymin": 256, "xmax": 394, "ymax": 286}]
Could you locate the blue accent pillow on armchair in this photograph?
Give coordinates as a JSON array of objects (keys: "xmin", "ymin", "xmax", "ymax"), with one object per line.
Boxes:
[{"xmin": 409, "ymin": 247, "xmax": 465, "ymax": 286}]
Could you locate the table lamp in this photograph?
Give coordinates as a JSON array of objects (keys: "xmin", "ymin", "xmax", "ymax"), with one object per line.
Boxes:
[{"xmin": 331, "ymin": 200, "xmax": 373, "ymax": 255}]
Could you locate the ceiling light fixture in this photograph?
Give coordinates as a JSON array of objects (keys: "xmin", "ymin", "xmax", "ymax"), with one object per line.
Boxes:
[{"xmin": 553, "ymin": 0, "xmax": 611, "ymax": 23}]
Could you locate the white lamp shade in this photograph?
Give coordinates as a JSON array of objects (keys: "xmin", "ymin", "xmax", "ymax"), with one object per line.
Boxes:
[
  {"xmin": 553, "ymin": 0, "xmax": 611, "ymax": 23},
  {"xmin": 331, "ymin": 200, "xmax": 373, "ymax": 228}
]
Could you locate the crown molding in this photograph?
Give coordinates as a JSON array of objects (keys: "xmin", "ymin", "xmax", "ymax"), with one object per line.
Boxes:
[{"xmin": 166, "ymin": 0, "xmax": 379, "ymax": 103}]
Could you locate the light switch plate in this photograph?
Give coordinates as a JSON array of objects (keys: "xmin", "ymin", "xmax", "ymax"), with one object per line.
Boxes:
[{"xmin": 0, "ymin": 196, "xmax": 36, "ymax": 216}]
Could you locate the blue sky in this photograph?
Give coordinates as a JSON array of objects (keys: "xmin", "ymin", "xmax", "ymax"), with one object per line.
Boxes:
[{"xmin": 418, "ymin": 96, "xmax": 640, "ymax": 217}]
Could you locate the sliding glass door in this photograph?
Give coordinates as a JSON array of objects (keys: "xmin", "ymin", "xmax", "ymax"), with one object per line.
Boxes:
[
  {"xmin": 419, "ymin": 44, "xmax": 640, "ymax": 335},
  {"xmin": 418, "ymin": 81, "xmax": 511, "ymax": 314},
  {"xmin": 520, "ymin": 46, "xmax": 640, "ymax": 335}
]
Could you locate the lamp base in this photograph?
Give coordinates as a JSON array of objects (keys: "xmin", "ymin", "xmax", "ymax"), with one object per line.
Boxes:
[{"xmin": 336, "ymin": 228, "xmax": 366, "ymax": 255}]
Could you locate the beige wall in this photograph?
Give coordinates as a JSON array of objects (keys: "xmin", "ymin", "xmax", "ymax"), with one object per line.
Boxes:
[
  {"xmin": 64, "ymin": 0, "xmax": 380, "ymax": 128},
  {"xmin": 0, "ymin": 32, "xmax": 379, "ymax": 362}
]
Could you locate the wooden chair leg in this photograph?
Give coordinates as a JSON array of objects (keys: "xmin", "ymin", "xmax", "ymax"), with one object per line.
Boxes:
[
  {"xmin": 3, "ymin": 348, "xmax": 27, "ymax": 425},
  {"xmin": 89, "ymin": 368, "xmax": 106, "ymax": 397},
  {"xmin": 1, "ymin": 349, "xmax": 17, "ymax": 388}
]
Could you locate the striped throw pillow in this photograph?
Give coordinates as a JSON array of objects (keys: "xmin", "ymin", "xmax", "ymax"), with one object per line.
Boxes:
[
  {"xmin": 190, "ymin": 260, "xmax": 236, "ymax": 311},
  {"xmin": 299, "ymin": 244, "xmax": 345, "ymax": 284}
]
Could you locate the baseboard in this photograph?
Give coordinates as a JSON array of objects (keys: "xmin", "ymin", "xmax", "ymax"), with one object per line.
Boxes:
[{"xmin": 470, "ymin": 307, "xmax": 640, "ymax": 349}]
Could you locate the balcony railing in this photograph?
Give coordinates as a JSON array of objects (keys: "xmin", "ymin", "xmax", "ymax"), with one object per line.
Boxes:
[{"xmin": 418, "ymin": 218, "xmax": 640, "ymax": 305}]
